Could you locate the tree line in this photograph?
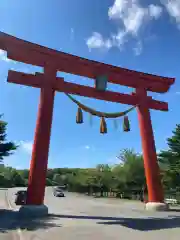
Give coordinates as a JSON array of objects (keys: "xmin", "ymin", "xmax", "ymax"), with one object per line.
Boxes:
[{"xmin": 0, "ymin": 115, "xmax": 180, "ymax": 200}]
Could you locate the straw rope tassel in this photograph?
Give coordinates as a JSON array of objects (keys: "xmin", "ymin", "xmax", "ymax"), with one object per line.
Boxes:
[
  {"xmin": 76, "ymin": 107, "xmax": 83, "ymax": 124},
  {"xmin": 100, "ymin": 117, "xmax": 107, "ymax": 134},
  {"xmin": 123, "ymin": 115, "xmax": 130, "ymax": 132}
]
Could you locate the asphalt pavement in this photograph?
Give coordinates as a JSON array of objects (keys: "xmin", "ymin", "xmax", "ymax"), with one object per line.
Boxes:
[
  {"xmin": 0, "ymin": 188, "xmax": 20, "ymax": 240},
  {"xmin": 3, "ymin": 187, "xmax": 180, "ymax": 240}
]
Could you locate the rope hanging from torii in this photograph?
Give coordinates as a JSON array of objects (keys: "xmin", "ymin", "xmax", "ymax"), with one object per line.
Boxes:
[{"xmin": 65, "ymin": 93, "xmax": 136, "ymax": 134}]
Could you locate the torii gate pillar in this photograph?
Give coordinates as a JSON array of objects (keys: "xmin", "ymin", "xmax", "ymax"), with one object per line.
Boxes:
[
  {"xmin": 19, "ymin": 67, "xmax": 56, "ymax": 216},
  {"xmin": 136, "ymin": 88, "xmax": 168, "ymax": 211},
  {"xmin": 26, "ymin": 67, "xmax": 56, "ymax": 205}
]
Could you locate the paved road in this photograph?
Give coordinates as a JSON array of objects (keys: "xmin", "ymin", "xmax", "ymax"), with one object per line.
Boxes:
[
  {"xmin": 0, "ymin": 188, "xmax": 19, "ymax": 240},
  {"xmin": 6, "ymin": 187, "xmax": 180, "ymax": 239}
]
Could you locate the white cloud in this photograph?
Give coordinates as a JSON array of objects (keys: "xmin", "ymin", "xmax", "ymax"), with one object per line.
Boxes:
[
  {"xmin": 156, "ymin": 149, "xmax": 161, "ymax": 155},
  {"xmin": 162, "ymin": 0, "xmax": 180, "ymax": 26},
  {"xmin": 15, "ymin": 165, "xmax": 23, "ymax": 170},
  {"xmin": 0, "ymin": 50, "xmax": 11, "ymax": 62},
  {"xmin": 19, "ymin": 141, "xmax": 33, "ymax": 154},
  {"xmin": 71, "ymin": 28, "xmax": 74, "ymax": 34},
  {"xmin": 85, "ymin": 145, "xmax": 90, "ymax": 150},
  {"xmin": 86, "ymin": 32, "xmax": 113, "ymax": 51},
  {"xmin": 140, "ymin": 149, "xmax": 161, "ymax": 155},
  {"xmin": 108, "ymin": 0, "xmax": 163, "ymax": 35},
  {"xmin": 108, "ymin": 0, "xmax": 126, "ymax": 19},
  {"xmin": 83, "ymin": 145, "xmax": 96, "ymax": 151},
  {"xmin": 0, "ymin": 50, "xmax": 17, "ymax": 63},
  {"xmin": 133, "ymin": 41, "xmax": 142, "ymax": 55},
  {"xmin": 107, "ymin": 156, "xmax": 120, "ymax": 165},
  {"xmin": 108, "ymin": 1, "xmax": 146, "ymax": 36},
  {"xmin": 112, "ymin": 30, "xmax": 127, "ymax": 48},
  {"xmin": 70, "ymin": 28, "xmax": 74, "ymax": 40},
  {"xmin": 148, "ymin": 4, "xmax": 163, "ymax": 19},
  {"xmin": 86, "ymin": 0, "xmax": 163, "ymax": 54}
]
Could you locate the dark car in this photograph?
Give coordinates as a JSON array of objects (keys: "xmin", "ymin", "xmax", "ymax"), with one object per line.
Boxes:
[
  {"xmin": 15, "ymin": 190, "xmax": 27, "ymax": 205},
  {"xmin": 53, "ymin": 187, "xmax": 65, "ymax": 197}
]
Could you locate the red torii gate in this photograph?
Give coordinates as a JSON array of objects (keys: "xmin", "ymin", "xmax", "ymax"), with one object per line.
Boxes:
[{"xmin": 0, "ymin": 32, "xmax": 175, "ymax": 209}]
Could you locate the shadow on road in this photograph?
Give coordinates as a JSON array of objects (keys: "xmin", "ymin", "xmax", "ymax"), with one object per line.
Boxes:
[
  {"xmin": 0, "ymin": 209, "xmax": 61, "ymax": 233},
  {"xmin": 1, "ymin": 208, "xmax": 180, "ymax": 233},
  {"xmin": 97, "ymin": 217, "xmax": 180, "ymax": 231},
  {"xmin": 167, "ymin": 208, "xmax": 180, "ymax": 212},
  {"xmin": 48, "ymin": 213, "xmax": 180, "ymax": 231}
]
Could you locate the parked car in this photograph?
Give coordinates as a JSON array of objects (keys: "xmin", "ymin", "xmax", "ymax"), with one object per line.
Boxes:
[
  {"xmin": 53, "ymin": 187, "xmax": 65, "ymax": 197},
  {"xmin": 165, "ymin": 198, "xmax": 178, "ymax": 205},
  {"xmin": 15, "ymin": 190, "xmax": 27, "ymax": 205}
]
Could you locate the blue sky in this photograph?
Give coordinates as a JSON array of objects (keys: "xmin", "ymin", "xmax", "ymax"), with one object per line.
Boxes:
[{"xmin": 0, "ymin": 0, "xmax": 180, "ymax": 169}]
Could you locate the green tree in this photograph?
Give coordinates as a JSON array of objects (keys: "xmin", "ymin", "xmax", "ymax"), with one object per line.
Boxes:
[
  {"xmin": 0, "ymin": 115, "xmax": 18, "ymax": 162},
  {"xmin": 53, "ymin": 174, "xmax": 62, "ymax": 184},
  {"xmin": 12, "ymin": 172, "xmax": 25, "ymax": 187},
  {"xmin": 46, "ymin": 178, "xmax": 53, "ymax": 186},
  {"xmin": 115, "ymin": 149, "xmax": 145, "ymax": 194},
  {"xmin": 158, "ymin": 124, "xmax": 180, "ymax": 189},
  {"xmin": 18, "ymin": 169, "xmax": 29, "ymax": 180}
]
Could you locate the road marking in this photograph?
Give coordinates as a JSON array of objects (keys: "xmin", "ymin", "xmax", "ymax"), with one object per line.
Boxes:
[
  {"xmin": 17, "ymin": 229, "xmax": 23, "ymax": 240},
  {"xmin": 5, "ymin": 190, "xmax": 23, "ymax": 240}
]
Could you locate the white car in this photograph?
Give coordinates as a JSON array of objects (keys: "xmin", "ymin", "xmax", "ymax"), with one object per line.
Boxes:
[
  {"xmin": 165, "ymin": 198, "xmax": 178, "ymax": 205},
  {"xmin": 53, "ymin": 187, "xmax": 65, "ymax": 197}
]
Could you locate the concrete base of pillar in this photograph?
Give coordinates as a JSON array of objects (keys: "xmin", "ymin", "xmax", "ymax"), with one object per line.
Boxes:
[
  {"xmin": 19, "ymin": 204, "xmax": 48, "ymax": 218},
  {"xmin": 145, "ymin": 202, "xmax": 169, "ymax": 211}
]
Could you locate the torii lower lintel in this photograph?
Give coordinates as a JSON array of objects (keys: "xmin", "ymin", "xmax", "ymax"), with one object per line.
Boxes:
[{"xmin": 8, "ymin": 70, "xmax": 169, "ymax": 111}]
